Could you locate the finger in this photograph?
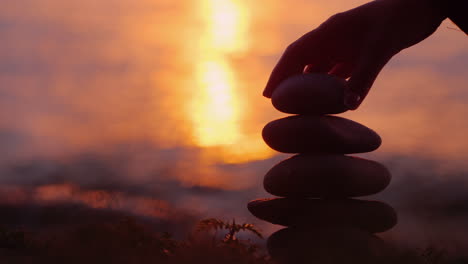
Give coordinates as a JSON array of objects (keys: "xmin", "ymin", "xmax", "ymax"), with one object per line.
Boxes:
[
  {"xmin": 329, "ymin": 62, "xmax": 354, "ymax": 79},
  {"xmin": 263, "ymin": 29, "xmax": 326, "ymax": 98},
  {"xmin": 345, "ymin": 43, "xmax": 394, "ymax": 110}
]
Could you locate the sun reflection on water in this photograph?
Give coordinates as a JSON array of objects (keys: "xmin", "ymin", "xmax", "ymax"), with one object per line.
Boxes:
[
  {"xmin": 191, "ymin": 0, "xmax": 273, "ymax": 162},
  {"xmin": 205, "ymin": 0, "xmax": 249, "ymax": 53},
  {"xmin": 194, "ymin": 59, "xmax": 240, "ymax": 146}
]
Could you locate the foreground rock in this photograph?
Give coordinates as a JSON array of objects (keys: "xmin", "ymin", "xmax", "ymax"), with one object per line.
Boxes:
[
  {"xmin": 267, "ymin": 227, "xmax": 389, "ymax": 264},
  {"xmin": 248, "ymin": 198, "xmax": 397, "ymax": 233},
  {"xmin": 263, "ymin": 154, "xmax": 391, "ymax": 198},
  {"xmin": 271, "ymin": 73, "xmax": 348, "ymax": 115},
  {"xmin": 262, "ymin": 115, "xmax": 381, "ymax": 154}
]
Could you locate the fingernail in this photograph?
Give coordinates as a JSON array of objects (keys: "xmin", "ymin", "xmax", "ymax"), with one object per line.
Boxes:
[{"xmin": 344, "ymin": 91, "xmax": 361, "ymax": 110}]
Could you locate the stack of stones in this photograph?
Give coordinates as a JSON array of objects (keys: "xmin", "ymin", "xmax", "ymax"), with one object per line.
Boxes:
[{"xmin": 248, "ymin": 74, "xmax": 397, "ymax": 264}]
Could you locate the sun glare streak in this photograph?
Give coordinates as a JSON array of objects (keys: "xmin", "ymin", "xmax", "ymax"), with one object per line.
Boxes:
[
  {"xmin": 192, "ymin": 0, "xmax": 247, "ymax": 147},
  {"xmin": 207, "ymin": 0, "xmax": 248, "ymax": 53},
  {"xmin": 194, "ymin": 59, "xmax": 240, "ymax": 146},
  {"xmin": 191, "ymin": 0, "xmax": 273, "ymax": 162}
]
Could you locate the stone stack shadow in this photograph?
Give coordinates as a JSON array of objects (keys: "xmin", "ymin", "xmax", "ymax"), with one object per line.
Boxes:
[{"xmin": 249, "ymin": 74, "xmax": 398, "ymax": 264}]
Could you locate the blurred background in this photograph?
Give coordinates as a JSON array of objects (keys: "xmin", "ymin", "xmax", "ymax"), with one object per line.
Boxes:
[{"xmin": 0, "ymin": 0, "xmax": 467, "ymax": 254}]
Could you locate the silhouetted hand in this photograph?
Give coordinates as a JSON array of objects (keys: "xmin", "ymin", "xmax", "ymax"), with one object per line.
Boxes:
[{"xmin": 263, "ymin": 0, "xmax": 447, "ymax": 109}]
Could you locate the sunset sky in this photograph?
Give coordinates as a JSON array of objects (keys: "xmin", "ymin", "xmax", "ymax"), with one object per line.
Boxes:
[{"xmin": 0, "ymin": 0, "xmax": 467, "ymax": 250}]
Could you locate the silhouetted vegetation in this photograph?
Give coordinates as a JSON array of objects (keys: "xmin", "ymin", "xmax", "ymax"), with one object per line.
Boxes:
[
  {"xmin": 0, "ymin": 214, "xmax": 467, "ymax": 264},
  {"xmin": 0, "ymin": 215, "xmax": 269, "ymax": 264},
  {"xmin": 196, "ymin": 218, "xmax": 263, "ymax": 242}
]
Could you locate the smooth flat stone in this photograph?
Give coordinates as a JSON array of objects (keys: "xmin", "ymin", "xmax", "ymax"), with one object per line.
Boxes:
[
  {"xmin": 248, "ymin": 198, "xmax": 397, "ymax": 233},
  {"xmin": 262, "ymin": 115, "xmax": 381, "ymax": 154},
  {"xmin": 272, "ymin": 73, "xmax": 348, "ymax": 114},
  {"xmin": 267, "ymin": 227, "xmax": 387, "ymax": 264},
  {"xmin": 263, "ymin": 154, "xmax": 391, "ymax": 197}
]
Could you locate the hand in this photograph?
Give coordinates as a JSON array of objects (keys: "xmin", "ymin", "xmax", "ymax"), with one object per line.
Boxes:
[{"xmin": 263, "ymin": 0, "xmax": 447, "ymax": 109}]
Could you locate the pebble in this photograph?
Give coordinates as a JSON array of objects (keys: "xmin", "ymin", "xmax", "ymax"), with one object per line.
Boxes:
[
  {"xmin": 271, "ymin": 73, "xmax": 348, "ymax": 115},
  {"xmin": 262, "ymin": 115, "xmax": 381, "ymax": 154},
  {"xmin": 267, "ymin": 227, "xmax": 388, "ymax": 264},
  {"xmin": 248, "ymin": 198, "xmax": 397, "ymax": 233},
  {"xmin": 263, "ymin": 154, "xmax": 391, "ymax": 198}
]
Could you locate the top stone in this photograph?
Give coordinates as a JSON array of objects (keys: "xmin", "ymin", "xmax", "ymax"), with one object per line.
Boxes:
[{"xmin": 271, "ymin": 73, "xmax": 348, "ymax": 115}]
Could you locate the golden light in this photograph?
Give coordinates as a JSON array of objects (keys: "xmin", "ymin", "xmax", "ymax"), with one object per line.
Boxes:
[
  {"xmin": 205, "ymin": 0, "xmax": 249, "ymax": 53},
  {"xmin": 191, "ymin": 0, "xmax": 246, "ymax": 147},
  {"xmin": 190, "ymin": 0, "xmax": 274, "ymax": 163},
  {"xmin": 193, "ymin": 59, "xmax": 240, "ymax": 146}
]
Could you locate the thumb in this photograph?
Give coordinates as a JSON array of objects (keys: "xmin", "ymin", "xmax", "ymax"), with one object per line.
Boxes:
[{"xmin": 345, "ymin": 46, "xmax": 394, "ymax": 110}]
